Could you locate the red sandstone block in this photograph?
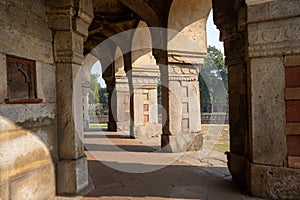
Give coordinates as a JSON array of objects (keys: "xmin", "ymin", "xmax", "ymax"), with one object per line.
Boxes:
[
  {"xmin": 285, "ymin": 67, "xmax": 300, "ymax": 87},
  {"xmin": 144, "ymin": 115, "xmax": 149, "ymax": 123},
  {"xmin": 286, "ymin": 100, "xmax": 300, "ymax": 123},
  {"xmin": 287, "ymin": 135, "xmax": 300, "ymax": 156},
  {"xmin": 286, "ymin": 123, "xmax": 300, "ymax": 135},
  {"xmin": 285, "ymin": 87, "xmax": 300, "ymax": 100}
]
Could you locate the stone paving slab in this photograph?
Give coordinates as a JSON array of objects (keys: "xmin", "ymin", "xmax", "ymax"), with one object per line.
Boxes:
[{"xmin": 56, "ymin": 130, "xmax": 266, "ymax": 200}]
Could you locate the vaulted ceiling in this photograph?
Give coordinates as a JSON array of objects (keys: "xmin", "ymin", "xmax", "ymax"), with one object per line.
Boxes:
[{"xmin": 84, "ymin": 0, "xmax": 173, "ymax": 54}]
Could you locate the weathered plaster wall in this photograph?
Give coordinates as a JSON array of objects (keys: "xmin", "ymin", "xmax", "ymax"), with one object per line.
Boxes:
[{"xmin": 0, "ymin": 0, "xmax": 56, "ymax": 199}]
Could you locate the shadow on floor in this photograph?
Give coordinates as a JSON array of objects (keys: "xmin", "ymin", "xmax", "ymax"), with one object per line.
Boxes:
[
  {"xmin": 85, "ymin": 143, "xmax": 160, "ymax": 152},
  {"xmin": 83, "ymin": 159, "xmax": 244, "ymax": 200},
  {"xmin": 84, "ymin": 134, "xmax": 131, "ymax": 139},
  {"xmin": 82, "ymin": 131, "xmax": 246, "ymax": 200}
]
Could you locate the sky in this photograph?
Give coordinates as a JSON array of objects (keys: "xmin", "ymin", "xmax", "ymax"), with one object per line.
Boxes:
[
  {"xmin": 91, "ymin": 10, "xmax": 223, "ymax": 87},
  {"xmin": 206, "ymin": 11, "xmax": 224, "ymax": 54}
]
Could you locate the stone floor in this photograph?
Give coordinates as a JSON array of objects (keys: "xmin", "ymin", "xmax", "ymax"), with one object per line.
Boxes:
[{"xmin": 59, "ymin": 130, "xmax": 264, "ymax": 200}]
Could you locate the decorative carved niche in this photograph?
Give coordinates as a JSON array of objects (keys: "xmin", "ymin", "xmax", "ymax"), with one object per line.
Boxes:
[{"xmin": 5, "ymin": 55, "xmax": 42, "ymax": 104}]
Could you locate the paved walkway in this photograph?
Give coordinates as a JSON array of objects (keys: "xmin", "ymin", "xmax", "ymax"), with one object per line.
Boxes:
[{"xmin": 78, "ymin": 130, "xmax": 260, "ymax": 200}]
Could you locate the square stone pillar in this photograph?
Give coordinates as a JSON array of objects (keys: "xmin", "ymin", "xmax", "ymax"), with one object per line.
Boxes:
[
  {"xmin": 47, "ymin": 1, "xmax": 93, "ymax": 195},
  {"xmin": 129, "ymin": 67, "xmax": 161, "ymax": 138},
  {"xmin": 114, "ymin": 74, "xmax": 130, "ymax": 132},
  {"xmin": 105, "ymin": 79, "xmax": 117, "ymax": 131},
  {"xmin": 213, "ymin": 0, "xmax": 300, "ymax": 198},
  {"xmin": 82, "ymin": 82, "xmax": 90, "ymax": 130},
  {"xmin": 160, "ymin": 64, "xmax": 202, "ymax": 152}
]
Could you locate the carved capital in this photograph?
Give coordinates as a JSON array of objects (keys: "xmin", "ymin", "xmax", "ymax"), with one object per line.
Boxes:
[
  {"xmin": 168, "ymin": 64, "xmax": 199, "ymax": 82},
  {"xmin": 248, "ymin": 17, "xmax": 300, "ymax": 58},
  {"xmin": 54, "ymin": 31, "xmax": 84, "ymax": 64}
]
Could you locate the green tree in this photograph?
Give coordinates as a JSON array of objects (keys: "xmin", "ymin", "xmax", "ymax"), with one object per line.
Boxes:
[
  {"xmin": 199, "ymin": 46, "xmax": 228, "ymax": 113},
  {"xmin": 89, "ymin": 74, "xmax": 100, "ymax": 104},
  {"xmin": 99, "ymin": 87, "xmax": 109, "ymax": 115}
]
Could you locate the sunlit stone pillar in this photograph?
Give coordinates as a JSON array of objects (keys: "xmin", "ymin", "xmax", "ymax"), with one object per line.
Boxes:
[
  {"xmin": 130, "ymin": 67, "xmax": 161, "ymax": 138},
  {"xmin": 114, "ymin": 70, "xmax": 130, "ymax": 132},
  {"xmin": 82, "ymin": 82, "xmax": 90, "ymax": 130},
  {"xmin": 160, "ymin": 62, "xmax": 203, "ymax": 152}
]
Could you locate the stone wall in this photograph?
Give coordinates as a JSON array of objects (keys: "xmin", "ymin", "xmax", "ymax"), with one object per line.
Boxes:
[{"xmin": 0, "ymin": 0, "xmax": 56, "ymax": 199}]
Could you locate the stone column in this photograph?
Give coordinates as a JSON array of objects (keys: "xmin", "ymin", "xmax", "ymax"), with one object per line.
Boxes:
[
  {"xmin": 114, "ymin": 72, "xmax": 130, "ymax": 132},
  {"xmin": 82, "ymin": 82, "xmax": 90, "ymax": 130},
  {"xmin": 212, "ymin": 0, "xmax": 250, "ymax": 186},
  {"xmin": 160, "ymin": 63, "xmax": 202, "ymax": 152},
  {"xmin": 129, "ymin": 67, "xmax": 161, "ymax": 138},
  {"xmin": 105, "ymin": 78, "xmax": 117, "ymax": 131},
  {"xmin": 46, "ymin": 0, "xmax": 93, "ymax": 195},
  {"xmin": 213, "ymin": 0, "xmax": 300, "ymax": 199}
]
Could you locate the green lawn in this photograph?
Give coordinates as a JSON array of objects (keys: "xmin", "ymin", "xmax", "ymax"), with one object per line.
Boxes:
[
  {"xmin": 201, "ymin": 124, "xmax": 230, "ymax": 153},
  {"xmin": 89, "ymin": 123, "xmax": 108, "ymax": 129}
]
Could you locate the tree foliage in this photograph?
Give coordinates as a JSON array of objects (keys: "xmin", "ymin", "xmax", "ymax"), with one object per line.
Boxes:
[
  {"xmin": 88, "ymin": 73, "xmax": 109, "ymax": 115},
  {"xmin": 199, "ymin": 46, "xmax": 228, "ymax": 113},
  {"xmin": 99, "ymin": 87, "xmax": 109, "ymax": 115},
  {"xmin": 89, "ymin": 74, "xmax": 100, "ymax": 104}
]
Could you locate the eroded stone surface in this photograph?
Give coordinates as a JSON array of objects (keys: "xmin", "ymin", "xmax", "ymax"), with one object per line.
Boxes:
[
  {"xmin": 250, "ymin": 164, "xmax": 300, "ymax": 199},
  {"xmin": 250, "ymin": 57, "xmax": 286, "ymax": 166}
]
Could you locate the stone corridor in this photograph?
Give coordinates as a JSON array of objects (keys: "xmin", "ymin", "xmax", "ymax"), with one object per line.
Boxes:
[
  {"xmin": 75, "ymin": 130, "xmax": 259, "ymax": 200},
  {"xmin": 1, "ymin": 0, "xmax": 300, "ymax": 199}
]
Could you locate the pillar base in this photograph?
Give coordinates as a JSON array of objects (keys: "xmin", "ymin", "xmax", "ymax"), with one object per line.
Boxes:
[
  {"xmin": 249, "ymin": 164, "xmax": 300, "ymax": 199},
  {"xmin": 226, "ymin": 152, "xmax": 249, "ymax": 186},
  {"xmin": 116, "ymin": 121, "xmax": 130, "ymax": 133},
  {"xmin": 227, "ymin": 152, "xmax": 300, "ymax": 199},
  {"xmin": 107, "ymin": 122, "xmax": 117, "ymax": 131},
  {"xmin": 56, "ymin": 156, "xmax": 89, "ymax": 195},
  {"xmin": 161, "ymin": 133, "xmax": 203, "ymax": 152},
  {"xmin": 130, "ymin": 124, "xmax": 162, "ymax": 139}
]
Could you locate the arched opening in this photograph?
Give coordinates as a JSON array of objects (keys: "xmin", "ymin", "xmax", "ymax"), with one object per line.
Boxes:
[
  {"xmin": 86, "ymin": 61, "xmax": 108, "ymax": 130},
  {"xmin": 1, "ymin": 0, "xmax": 298, "ymax": 199}
]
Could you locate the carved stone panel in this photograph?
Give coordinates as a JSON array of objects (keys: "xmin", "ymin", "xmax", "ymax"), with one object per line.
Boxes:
[{"xmin": 6, "ymin": 55, "xmax": 37, "ymax": 100}]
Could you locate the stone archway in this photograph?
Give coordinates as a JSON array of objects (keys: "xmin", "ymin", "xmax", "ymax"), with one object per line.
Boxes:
[{"xmin": 1, "ymin": 0, "xmax": 296, "ymax": 199}]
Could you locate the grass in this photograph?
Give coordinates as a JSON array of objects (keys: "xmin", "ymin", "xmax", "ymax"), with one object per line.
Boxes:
[
  {"xmin": 201, "ymin": 124, "xmax": 229, "ymax": 153},
  {"xmin": 89, "ymin": 123, "xmax": 108, "ymax": 129}
]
